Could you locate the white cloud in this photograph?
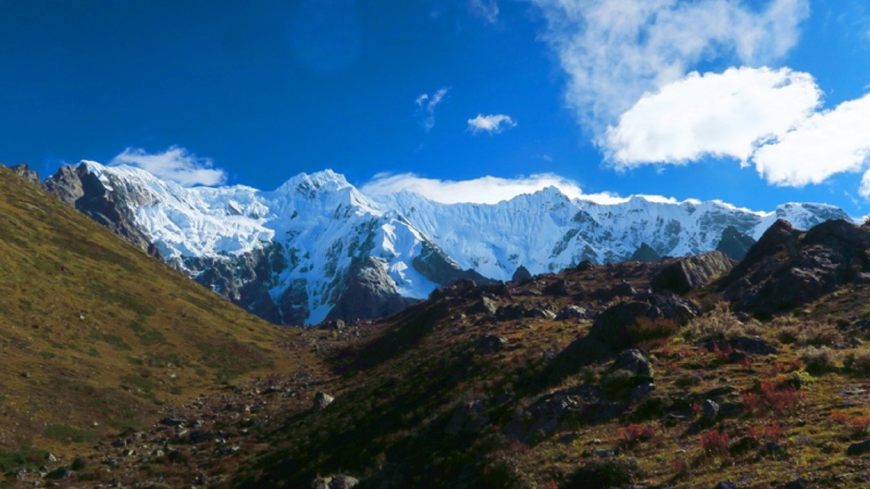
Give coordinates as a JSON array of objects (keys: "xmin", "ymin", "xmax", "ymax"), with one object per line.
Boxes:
[
  {"xmin": 606, "ymin": 67, "xmax": 821, "ymax": 165},
  {"xmin": 110, "ymin": 146, "xmax": 226, "ymax": 187},
  {"xmin": 603, "ymin": 62, "xmax": 870, "ymax": 198},
  {"xmin": 861, "ymin": 169, "xmax": 870, "ymax": 198},
  {"xmin": 752, "ymin": 93, "xmax": 870, "ymax": 190},
  {"xmin": 415, "ymin": 87, "xmax": 450, "ymax": 132},
  {"xmin": 467, "ymin": 113, "xmax": 517, "ymax": 134},
  {"xmin": 470, "ymin": 0, "xmax": 499, "ymax": 23},
  {"xmin": 533, "ymin": 0, "xmax": 810, "ymax": 133},
  {"xmin": 361, "ymin": 172, "xmax": 585, "ymax": 204}
]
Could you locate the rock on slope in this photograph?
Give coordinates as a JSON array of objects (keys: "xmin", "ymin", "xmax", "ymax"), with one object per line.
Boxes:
[
  {"xmin": 42, "ymin": 162, "xmax": 851, "ymax": 325},
  {"xmin": 719, "ymin": 218, "xmax": 870, "ymax": 317}
]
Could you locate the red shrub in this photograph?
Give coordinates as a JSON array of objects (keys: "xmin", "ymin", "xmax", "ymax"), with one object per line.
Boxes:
[
  {"xmin": 749, "ymin": 422, "xmax": 784, "ymax": 442},
  {"xmin": 850, "ymin": 416, "xmax": 870, "ymax": 433},
  {"xmin": 830, "ymin": 410, "xmax": 851, "ymax": 424},
  {"xmin": 622, "ymin": 423, "xmax": 656, "ymax": 444},
  {"xmin": 829, "ymin": 410, "xmax": 870, "ymax": 435},
  {"xmin": 712, "ymin": 344, "xmax": 734, "ymax": 362},
  {"xmin": 504, "ymin": 440, "xmax": 529, "ymax": 454},
  {"xmin": 670, "ymin": 458, "xmax": 689, "ymax": 474},
  {"xmin": 742, "ymin": 380, "xmax": 804, "ymax": 415},
  {"xmin": 700, "ymin": 429, "xmax": 730, "ymax": 457}
]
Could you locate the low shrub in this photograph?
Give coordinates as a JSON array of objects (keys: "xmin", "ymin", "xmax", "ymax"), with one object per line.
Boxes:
[
  {"xmin": 700, "ymin": 429, "xmax": 730, "ymax": 457},
  {"xmin": 844, "ymin": 349, "xmax": 870, "ymax": 376},
  {"xmin": 742, "ymin": 380, "xmax": 805, "ymax": 416},
  {"xmin": 621, "ymin": 423, "xmax": 656, "ymax": 444},
  {"xmin": 799, "ymin": 347, "xmax": 839, "ymax": 374},
  {"xmin": 562, "ymin": 458, "xmax": 643, "ymax": 489}
]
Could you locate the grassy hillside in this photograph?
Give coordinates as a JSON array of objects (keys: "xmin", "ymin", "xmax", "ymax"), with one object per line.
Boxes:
[{"xmin": 0, "ymin": 167, "xmax": 319, "ymax": 460}]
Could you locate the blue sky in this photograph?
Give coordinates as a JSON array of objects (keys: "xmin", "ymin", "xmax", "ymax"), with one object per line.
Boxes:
[{"xmin": 2, "ymin": 0, "xmax": 870, "ymax": 214}]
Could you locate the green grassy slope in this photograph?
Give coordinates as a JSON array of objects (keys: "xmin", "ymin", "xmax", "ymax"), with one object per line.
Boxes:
[{"xmin": 0, "ymin": 167, "xmax": 316, "ymax": 457}]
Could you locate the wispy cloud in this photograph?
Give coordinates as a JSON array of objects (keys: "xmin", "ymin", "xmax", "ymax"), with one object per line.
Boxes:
[
  {"xmin": 415, "ymin": 87, "xmax": 450, "ymax": 132},
  {"xmin": 110, "ymin": 146, "xmax": 226, "ymax": 187},
  {"xmin": 469, "ymin": 0, "xmax": 499, "ymax": 23},
  {"xmin": 467, "ymin": 113, "xmax": 517, "ymax": 134},
  {"xmin": 361, "ymin": 172, "xmax": 584, "ymax": 204},
  {"xmin": 532, "ymin": 0, "xmax": 810, "ymax": 134}
]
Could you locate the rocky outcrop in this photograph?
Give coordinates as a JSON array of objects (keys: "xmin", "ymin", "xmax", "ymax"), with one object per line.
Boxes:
[
  {"xmin": 589, "ymin": 294, "xmax": 699, "ymax": 350},
  {"xmin": 411, "ymin": 241, "xmax": 490, "ymax": 287},
  {"xmin": 8, "ymin": 163, "xmax": 39, "ymax": 185},
  {"xmin": 652, "ymin": 251, "xmax": 734, "ymax": 294},
  {"xmin": 630, "ymin": 243, "xmax": 661, "ymax": 262},
  {"xmin": 512, "ymin": 265, "xmax": 532, "ymax": 283},
  {"xmin": 326, "ymin": 257, "xmax": 419, "ymax": 322},
  {"xmin": 311, "ymin": 475, "xmax": 359, "ymax": 489},
  {"xmin": 44, "ymin": 163, "xmax": 160, "ymax": 257},
  {"xmin": 716, "ymin": 225, "xmax": 756, "ymax": 260},
  {"xmin": 181, "ymin": 242, "xmax": 303, "ymax": 324},
  {"xmin": 720, "ymin": 219, "xmax": 870, "ymax": 317}
]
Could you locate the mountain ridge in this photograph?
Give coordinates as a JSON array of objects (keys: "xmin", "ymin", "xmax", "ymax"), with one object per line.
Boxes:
[{"xmin": 39, "ymin": 161, "xmax": 852, "ymax": 325}]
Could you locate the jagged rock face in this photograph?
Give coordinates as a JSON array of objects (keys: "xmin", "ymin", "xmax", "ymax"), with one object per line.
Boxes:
[
  {"xmin": 652, "ymin": 251, "xmax": 734, "ymax": 294},
  {"xmin": 325, "ymin": 257, "xmax": 419, "ymax": 322},
  {"xmin": 716, "ymin": 226, "xmax": 756, "ymax": 260},
  {"xmin": 630, "ymin": 243, "xmax": 661, "ymax": 262},
  {"xmin": 44, "ymin": 164, "xmax": 160, "ymax": 258},
  {"xmin": 8, "ymin": 163, "xmax": 39, "ymax": 185},
  {"xmin": 411, "ymin": 241, "xmax": 490, "ymax": 286},
  {"xmin": 720, "ymin": 219, "xmax": 870, "ymax": 317}
]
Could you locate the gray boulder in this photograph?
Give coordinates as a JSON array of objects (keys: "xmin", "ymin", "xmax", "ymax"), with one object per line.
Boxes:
[
  {"xmin": 312, "ymin": 475, "xmax": 359, "ymax": 489},
  {"xmin": 652, "ymin": 251, "xmax": 734, "ymax": 294},
  {"xmin": 313, "ymin": 392, "xmax": 335, "ymax": 411}
]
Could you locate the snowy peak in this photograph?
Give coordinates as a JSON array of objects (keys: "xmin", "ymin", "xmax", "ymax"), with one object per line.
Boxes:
[{"xmin": 43, "ymin": 163, "xmax": 854, "ymax": 325}]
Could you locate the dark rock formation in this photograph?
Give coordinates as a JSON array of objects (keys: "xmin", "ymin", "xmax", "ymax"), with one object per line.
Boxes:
[
  {"xmin": 556, "ymin": 305, "xmax": 588, "ymax": 321},
  {"xmin": 716, "ymin": 225, "xmax": 756, "ymax": 260},
  {"xmin": 311, "ymin": 474, "xmax": 359, "ymax": 489},
  {"xmin": 326, "ymin": 257, "xmax": 419, "ymax": 323},
  {"xmin": 589, "ymin": 294, "xmax": 699, "ymax": 350},
  {"xmin": 511, "ymin": 265, "xmax": 533, "ymax": 283},
  {"xmin": 8, "ymin": 163, "xmax": 39, "ymax": 185},
  {"xmin": 630, "ymin": 242, "xmax": 661, "ymax": 262},
  {"xmin": 609, "ymin": 349, "xmax": 653, "ymax": 379},
  {"xmin": 411, "ymin": 241, "xmax": 490, "ymax": 287},
  {"xmin": 182, "ymin": 242, "xmax": 302, "ymax": 324},
  {"xmin": 477, "ymin": 334, "xmax": 508, "ymax": 353},
  {"xmin": 44, "ymin": 163, "xmax": 160, "ymax": 258},
  {"xmin": 719, "ymin": 219, "xmax": 870, "ymax": 317},
  {"xmin": 652, "ymin": 251, "xmax": 734, "ymax": 294}
]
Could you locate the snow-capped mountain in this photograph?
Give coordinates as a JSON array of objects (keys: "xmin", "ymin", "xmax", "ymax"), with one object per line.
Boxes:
[{"xmin": 43, "ymin": 162, "xmax": 851, "ymax": 325}]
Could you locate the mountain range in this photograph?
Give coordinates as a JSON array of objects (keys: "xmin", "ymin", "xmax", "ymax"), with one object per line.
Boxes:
[{"xmin": 37, "ymin": 161, "xmax": 850, "ymax": 325}]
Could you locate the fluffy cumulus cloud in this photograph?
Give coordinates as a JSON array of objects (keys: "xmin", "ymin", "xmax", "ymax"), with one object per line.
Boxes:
[
  {"xmin": 361, "ymin": 172, "xmax": 585, "ymax": 204},
  {"xmin": 533, "ymin": 0, "xmax": 810, "ymax": 131},
  {"xmin": 110, "ymin": 146, "xmax": 226, "ymax": 187},
  {"xmin": 467, "ymin": 113, "xmax": 517, "ymax": 134},
  {"xmin": 753, "ymin": 93, "xmax": 870, "ymax": 192},
  {"xmin": 606, "ymin": 67, "xmax": 821, "ymax": 165},
  {"xmin": 415, "ymin": 87, "xmax": 450, "ymax": 132},
  {"xmin": 469, "ymin": 0, "xmax": 499, "ymax": 23}
]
